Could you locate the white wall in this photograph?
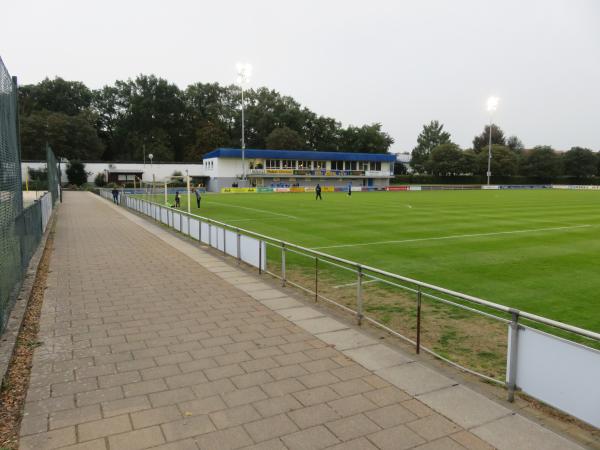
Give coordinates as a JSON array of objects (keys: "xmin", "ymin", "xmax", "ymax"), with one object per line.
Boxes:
[{"xmin": 22, "ymin": 161, "xmax": 206, "ymax": 184}]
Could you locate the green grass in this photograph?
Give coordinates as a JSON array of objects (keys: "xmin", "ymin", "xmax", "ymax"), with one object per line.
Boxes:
[{"xmin": 144, "ymin": 190, "xmax": 600, "ymax": 332}]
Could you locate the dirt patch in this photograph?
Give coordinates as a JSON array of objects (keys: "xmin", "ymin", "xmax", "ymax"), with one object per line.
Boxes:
[
  {"xmin": 0, "ymin": 227, "xmax": 54, "ymax": 449},
  {"xmin": 267, "ymin": 257, "xmax": 509, "ymax": 380}
]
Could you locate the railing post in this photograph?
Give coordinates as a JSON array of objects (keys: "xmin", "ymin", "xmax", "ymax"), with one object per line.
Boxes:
[
  {"xmin": 208, "ymin": 223, "xmax": 212, "ymax": 248},
  {"xmin": 416, "ymin": 286, "xmax": 422, "ymax": 354},
  {"xmin": 237, "ymin": 230, "xmax": 241, "ymax": 263},
  {"xmin": 258, "ymin": 241, "xmax": 262, "ymax": 275},
  {"xmin": 314, "ymin": 256, "xmax": 318, "ymax": 302},
  {"xmin": 356, "ymin": 265, "xmax": 363, "ymax": 325},
  {"xmin": 281, "ymin": 243, "xmax": 286, "ymax": 286},
  {"xmin": 507, "ymin": 310, "xmax": 520, "ymax": 402},
  {"xmin": 222, "ymin": 229, "xmax": 227, "ymax": 256}
]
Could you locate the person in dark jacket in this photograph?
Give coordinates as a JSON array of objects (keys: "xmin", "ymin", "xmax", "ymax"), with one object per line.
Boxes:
[
  {"xmin": 175, "ymin": 191, "xmax": 181, "ymax": 208},
  {"xmin": 194, "ymin": 188, "xmax": 201, "ymax": 208},
  {"xmin": 111, "ymin": 188, "xmax": 119, "ymax": 204},
  {"xmin": 315, "ymin": 184, "xmax": 322, "ymax": 200}
]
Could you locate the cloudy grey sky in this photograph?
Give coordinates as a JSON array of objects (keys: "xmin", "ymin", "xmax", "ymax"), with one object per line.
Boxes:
[{"xmin": 1, "ymin": 0, "xmax": 599, "ymax": 152}]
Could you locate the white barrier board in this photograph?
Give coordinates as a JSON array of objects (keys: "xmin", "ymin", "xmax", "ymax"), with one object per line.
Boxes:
[
  {"xmin": 513, "ymin": 326, "xmax": 600, "ymax": 427},
  {"xmin": 200, "ymin": 222, "xmax": 210, "ymax": 244},
  {"xmin": 240, "ymin": 235, "xmax": 266, "ymax": 270},
  {"xmin": 173, "ymin": 212, "xmax": 181, "ymax": 231},
  {"xmin": 225, "ymin": 230, "xmax": 238, "ymax": 258},
  {"xmin": 189, "ymin": 218, "xmax": 200, "ymax": 240}
]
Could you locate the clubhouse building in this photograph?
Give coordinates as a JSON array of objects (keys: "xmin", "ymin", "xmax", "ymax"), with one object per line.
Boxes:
[{"xmin": 201, "ymin": 148, "xmax": 395, "ymax": 192}]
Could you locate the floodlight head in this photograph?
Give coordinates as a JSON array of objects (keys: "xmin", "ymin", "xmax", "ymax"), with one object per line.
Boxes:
[
  {"xmin": 236, "ymin": 62, "xmax": 252, "ymax": 85},
  {"xmin": 486, "ymin": 96, "xmax": 499, "ymax": 113},
  {"xmin": 148, "ymin": 153, "xmax": 153, "ymax": 160}
]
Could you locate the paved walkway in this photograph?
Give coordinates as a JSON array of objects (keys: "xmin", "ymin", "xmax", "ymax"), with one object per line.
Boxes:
[{"xmin": 18, "ymin": 192, "xmax": 583, "ymax": 450}]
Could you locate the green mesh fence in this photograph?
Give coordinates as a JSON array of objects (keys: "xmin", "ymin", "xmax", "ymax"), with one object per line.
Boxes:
[
  {"xmin": 46, "ymin": 145, "xmax": 60, "ymax": 205},
  {"xmin": 0, "ymin": 57, "xmax": 52, "ymax": 333}
]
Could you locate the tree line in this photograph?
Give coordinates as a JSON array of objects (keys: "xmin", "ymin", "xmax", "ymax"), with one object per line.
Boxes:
[
  {"xmin": 409, "ymin": 121, "xmax": 599, "ymax": 179},
  {"xmin": 18, "ymin": 76, "xmax": 394, "ymax": 161}
]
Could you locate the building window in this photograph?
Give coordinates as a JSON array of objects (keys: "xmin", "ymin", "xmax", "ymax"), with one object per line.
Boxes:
[
  {"xmin": 359, "ymin": 161, "xmax": 369, "ymax": 171},
  {"xmin": 282, "ymin": 160, "xmax": 294, "ymax": 169},
  {"xmin": 331, "ymin": 161, "xmax": 344, "ymax": 170},
  {"xmin": 369, "ymin": 161, "xmax": 381, "ymax": 171},
  {"xmin": 314, "ymin": 161, "xmax": 325, "ymax": 169},
  {"xmin": 346, "ymin": 161, "xmax": 357, "ymax": 171},
  {"xmin": 266, "ymin": 159, "xmax": 280, "ymax": 169}
]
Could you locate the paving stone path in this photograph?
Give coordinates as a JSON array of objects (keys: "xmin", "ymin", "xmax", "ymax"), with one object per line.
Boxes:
[{"xmin": 18, "ymin": 192, "xmax": 583, "ymax": 450}]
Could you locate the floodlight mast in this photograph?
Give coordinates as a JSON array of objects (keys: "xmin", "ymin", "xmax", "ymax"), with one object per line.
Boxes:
[
  {"xmin": 236, "ymin": 62, "xmax": 252, "ymax": 181},
  {"xmin": 486, "ymin": 96, "xmax": 499, "ymax": 185}
]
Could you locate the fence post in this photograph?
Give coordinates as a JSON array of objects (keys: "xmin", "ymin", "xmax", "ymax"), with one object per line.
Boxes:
[
  {"xmin": 258, "ymin": 241, "xmax": 262, "ymax": 275},
  {"xmin": 356, "ymin": 265, "xmax": 363, "ymax": 325},
  {"xmin": 208, "ymin": 223, "xmax": 212, "ymax": 248},
  {"xmin": 237, "ymin": 230, "xmax": 241, "ymax": 263},
  {"xmin": 314, "ymin": 256, "xmax": 318, "ymax": 302},
  {"xmin": 281, "ymin": 243, "xmax": 286, "ymax": 286},
  {"xmin": 507, "ymin": 310, "xmax": 520, "ymax": 402},
  {"xmin": 416, "ymin": 286, "xmax": 422, "ymax": 354}
]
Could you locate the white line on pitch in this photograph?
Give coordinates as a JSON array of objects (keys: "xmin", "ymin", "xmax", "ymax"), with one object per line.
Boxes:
[
  {"xmin": 334, "ymin": 279, "xmax": 378, "ymax": 289},
  {"xmin": 203, "ymin": 201, "xmax": 298, "ymax": 219},
  {"xmin": 313, "ymin": 224, "xmax": 592, "ymax": 250}
]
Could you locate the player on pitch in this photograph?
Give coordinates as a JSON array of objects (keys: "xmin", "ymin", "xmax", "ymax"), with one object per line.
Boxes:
[{"xmin": 315, "ymin": 184, "xmax": 322, "ymax": 200}]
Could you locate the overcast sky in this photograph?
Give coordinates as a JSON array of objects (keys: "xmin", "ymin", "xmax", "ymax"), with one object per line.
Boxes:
[{"xmin": 1, "ymin": 0, "xmax": 599, "ymax": 152}]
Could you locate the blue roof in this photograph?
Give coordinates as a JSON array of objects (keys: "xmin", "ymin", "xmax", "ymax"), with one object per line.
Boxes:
[{"xmin": 203, "ymin": 148, "xmax": 395, "ymax": 162}]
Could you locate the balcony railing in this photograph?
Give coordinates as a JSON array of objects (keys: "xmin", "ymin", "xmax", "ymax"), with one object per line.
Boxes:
[{"xmin": 246, "ymin": 168, "xmax": 393, "ymax": 177}]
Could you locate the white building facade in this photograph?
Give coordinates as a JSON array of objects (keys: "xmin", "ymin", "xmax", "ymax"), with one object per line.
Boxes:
[{"xmin": 21, "ymin": 148, "xmax": 395, "ymax": 192}]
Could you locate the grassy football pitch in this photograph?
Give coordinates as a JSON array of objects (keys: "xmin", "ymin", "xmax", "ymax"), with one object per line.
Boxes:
[{"xmin": 150, "ymin": 189, "xmax": 600, "ymax": 333}]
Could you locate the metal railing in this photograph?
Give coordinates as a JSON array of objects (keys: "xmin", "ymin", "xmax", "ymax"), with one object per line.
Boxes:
[{"xmin": 110, "ymin": 191, "xmax": 600, "ymax": 402}]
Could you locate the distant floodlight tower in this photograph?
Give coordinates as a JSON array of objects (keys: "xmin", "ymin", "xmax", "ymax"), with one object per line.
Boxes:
[
  {"xmin": 486, "ymin": 96, "xmax": 499, "ymax": 185},
  {"xmin": 236, "ymin": 62, "xmax": 252, "ymax": 180}
]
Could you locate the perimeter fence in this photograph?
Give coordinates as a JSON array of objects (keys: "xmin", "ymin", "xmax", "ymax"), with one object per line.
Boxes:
[{"xmin": 0, "ymin": 58, "xmax": 58, "ymax": 333}]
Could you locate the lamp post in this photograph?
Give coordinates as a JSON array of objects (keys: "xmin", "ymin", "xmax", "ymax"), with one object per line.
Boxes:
[
  {"xmin": 486, "ymin": 96, "xmax": 499, "ymax": 185},
  {"xmin": 148, "ymin": 153, "xmax": 154, "ymax": 199},
  {"xmin": 236, "ymin": 62, "xmax": 252, "ymax": 181}
]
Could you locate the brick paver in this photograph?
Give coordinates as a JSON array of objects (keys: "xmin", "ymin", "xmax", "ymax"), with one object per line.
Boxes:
[{"xmin": 17, "ymin": 192, "xmax": 582, "ymax": 449}]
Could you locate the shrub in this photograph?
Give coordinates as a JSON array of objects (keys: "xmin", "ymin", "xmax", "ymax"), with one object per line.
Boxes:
[
  {"xmin": 66, "ymin": 160, "xmax": 88, "ymax": 186},
  {"xmin": 94, "ymin": 172, "xmax": 107, "ymax": 187}
]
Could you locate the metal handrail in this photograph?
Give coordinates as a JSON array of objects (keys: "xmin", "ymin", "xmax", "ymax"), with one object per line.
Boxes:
[{"xmin": 116, "ymin": 191, "xmax": 600, "ymax": 343}]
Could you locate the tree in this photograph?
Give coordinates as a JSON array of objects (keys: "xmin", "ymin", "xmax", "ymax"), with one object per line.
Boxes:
[
  {"xmin": 66, "ymin": 160, "xmax": 88, "ymax": 186},
  {"xmin": 20, "ymin": 75, "xmax": 396, "ymax": 160},
  {"xmin": 266, "ymin": 127, "xmax": 305, "ymax": 149},
  {"xmin": 506, "ymin": 135, "xmax": 524, "ymax": 152},
  {"xmin": 394, "ymin": 161, "xmax": 408, "ymax": 175},
  {"xmin": 458, "ymin": 149, "xmax": 478, "ymax": 174},
  {"xmin": 339, "ymin": 123, "xmax": 394, "ymax": 153},
  {"xmin": 19, "ymin": 77, "xmax": 92, "ymax": 116},
  {"xmin": 425, "ymin": 143, "xmax": 463, "ymax": 176},
  {"xmin": 521, "ymin": 146, "xmax": 562, "ymax": 179},
  {"xmin": 410, "ymin": 121, "xmax": 451, "ymax": 173},
  {"xmin": 110, "ymin": 75, "xmax": 188, "ymax": 160},
  {"xmin": 562, "ymin": 147, "xmax": 597, "ymax": 178},
  {"xmin": 20, "ymin": 111, "xmax": 104, "ymax": 160},
  {"xmin": 476, "ymin": 145, "xmax": 518, "ymax": 177},
  {"xmin": 472, "ymin": 124, "xmax": 506, "ymax": 153},
  {"xmin": 185, "ymin": 122, "xmax": 229, "ymax": 161}
]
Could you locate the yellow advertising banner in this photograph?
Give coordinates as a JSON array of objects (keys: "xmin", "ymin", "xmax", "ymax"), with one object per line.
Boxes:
[{"xmin": 221, "ymin": 187, "xmax": 257, "ymax": 193}]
